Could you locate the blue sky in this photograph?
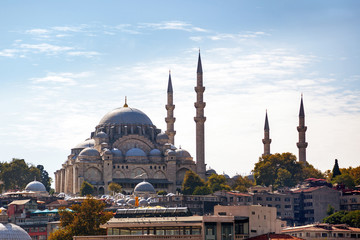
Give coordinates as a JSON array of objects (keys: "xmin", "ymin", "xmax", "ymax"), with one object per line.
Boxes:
[{"xmin": 1, "ymin": 1, "xmax": 359, "ymax": 184}]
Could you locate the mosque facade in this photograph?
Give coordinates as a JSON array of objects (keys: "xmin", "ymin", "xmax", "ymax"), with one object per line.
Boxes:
[{"xmin": 54, "ymin": 54, "xmax": 207, "ymax": 195}]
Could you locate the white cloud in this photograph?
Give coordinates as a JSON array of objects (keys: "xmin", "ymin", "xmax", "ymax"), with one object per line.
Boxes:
[
  {"xmin": 67, "ymin": 51, "xmax": 100, "ymax": 57},
  {"xmin": 0, "ymin": 49, "xmax": 18, "ymax": 57},
  {"xmin": 26, "ymin": 28, "xmax": 51, "ymax": 35},
  {"xmin": 140, "ymin": 21, "xmax": 207, "ymax": 32},
  {"xmin": 19, "ymin": 43, "xmax": 73, "ymax": 53}
]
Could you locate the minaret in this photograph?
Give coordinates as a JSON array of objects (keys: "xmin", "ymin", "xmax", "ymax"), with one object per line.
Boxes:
[
  {"xmin": 297, "ymin": 94, "xmax": 308, "ymax": 163},
  {"xmin": 165, "ymin": 71, "xmax": 176, "ymax": 145},
  {"xmin": 194, "ymin": 51, "xmax": 206, "ymax": 179},
  {"xmin": 262, "ymin": 110, "xmax": 271, "ymax": 156}
]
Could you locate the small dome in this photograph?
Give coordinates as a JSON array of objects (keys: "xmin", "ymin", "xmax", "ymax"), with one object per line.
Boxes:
[
  {"xmin": 73, "ymin": 138, "xmax": 95, "ymax": 149},
  {"xmin": 139, "ymin": 199, "xmax": 149, "ymax": 206},
  {"xmin": 25, "ymin": 180, "xmax": 46, "ymax": 192},
  {"xmin": 111, "ymin": 148, "xmax": 123, "ymax": 157},
  {"xmin": 126, "ymin": 148, "xmax": 146, "ymax": 157},
  {"xmin": 79, "ymin": 148, "xmax": 100, "ymax": 157},
  {"xmin": 149, "ymin": 149, "xmax": 161, "ymax": 156},
  {"xmin": 165, "ymin": 149, "xmax": 176, "ymax": 156},
  {"xmin": 127, "ymin": 199, "xmax": 136, "ymax": 205},
  {"xmin": 99, "ymin": 107, "xmax": 153, "ymax": 126},
  {"xmin": 175, "ymin": 148, "xmax": 191, "ymax": 158},
  {"xmin": 206, "ymin": 169, "xmax": 217, "ymax": 175},
  {"xmin": 223, "ymin": 174, "xmax": 230, "ymax": 179},
  {"xmin": 134, "ymin": 181, "xmax": 156, "ymax": 193},
  {"xmin": 103, "ymin": 148, "xmax": 112, "ymax": 155},
  {"xmin": 156, "ymin": 132, "xmax": 169, "ymax": 140},
  {"xmin": 0, "ymin": 223, "xmax": 31, "ymax": 240},
  {"xmin": 94, "ymin": 131, "xmax": 108, "ymax": 138}
]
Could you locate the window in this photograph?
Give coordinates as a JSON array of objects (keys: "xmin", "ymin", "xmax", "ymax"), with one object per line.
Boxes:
[
  {"xmin": 229, "ymin": 197, "xmax": 233, "ymax": 202},
  {"xmin": 285, "ymin": 205, "xmax": 291, "ymax": 209},
  {"xmin": 252, "ymin": 211, "xmax": 255, "ymax": 215},
  {"xmin": 275, "ymin": 197, "xmax": 281, "ymax": 201},
  {"xmin": 285, "ymin": 198, "xmax": 290, "ymax": 202},
  {"xmin": 257, "ymin": 197, "xmax": 262, "ymax": 201},
  {"xmin": 266, "ymin": 197, "xmax": 272, "ymax": 201},
  {"xmin": 321, "ymin": 233, "xmax": 327, "ymax": 237}
]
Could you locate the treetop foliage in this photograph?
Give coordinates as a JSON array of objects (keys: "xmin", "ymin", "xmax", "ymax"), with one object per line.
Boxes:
[
  {"xmin": 332, "ymin": 159, "xmax": 342, "ymax": 179},
  {"xmin": 80, "ymin": 181, "xmax": 94, "ymax": 196},
  {"xmin": 253, "ymin": 152, "xmax": 325, "ymax": 189},
  {"xmin": 0, "ymin": 158, "xmax": 51, "ymax": 192},
  {"xmin": 49, "ymin": 196, "xmax": 113, "ymax": 240},
  {"xmin": 323, "ymin": 210, "xmax": 360, "ymax": 228}
]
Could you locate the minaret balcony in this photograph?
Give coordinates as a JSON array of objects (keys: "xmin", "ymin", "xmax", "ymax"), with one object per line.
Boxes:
[
  {"xmin": 297, "ymin": 126, "xmax": 307, "ymax": 132},
  {"xmin": 165, "ymin": 105, "xmax": 175, "ymax": 111},
  {"xmin": 297, "ymin": 142, "xmax": 308, "ymax": 148},
  {"xmin": 194, "ymin": 117, "xmax": 206, "ymax": 123},
  {"xmin": 165, "ymin": 117, "xmax": 176, "ymax": 123},
  {"xmin": 194, "ymin": 102, "xmax": 206, "ymax": 108},
  {"xmin": 194, "ymin": 86, "xmax": 205, "ymax": 92}
]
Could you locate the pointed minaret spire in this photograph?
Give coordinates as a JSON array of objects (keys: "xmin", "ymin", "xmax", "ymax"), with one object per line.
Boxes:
[
  {"xmin": 197, "ymin": 49, "xmax": 203, "ymax": 74},
  {"xmin": 297, "ymin": 94, "xmax": 308, "ymax": 163},
  {"xmin": 194, "ymin": 51, "xmax": 206, "ymax": 179},
  {"xmin": 165, "ymin": 70, "xmax": 176, "ymax": 145},
  {"xmin": 123, "ymin": 96, "xmax": 128, "ymax": 107},
  {"xmin": 262, "ymin": 110, "xmax": 271, "ymax": 156},
  {"xmin": 299, "ymin": 93, "xmax": 305, "ymax": 117}
]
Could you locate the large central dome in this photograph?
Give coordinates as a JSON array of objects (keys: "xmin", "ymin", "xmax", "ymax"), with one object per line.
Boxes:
[{"xmin": 98, "ymin": 107, "xmax": 153, "ymax": 125}]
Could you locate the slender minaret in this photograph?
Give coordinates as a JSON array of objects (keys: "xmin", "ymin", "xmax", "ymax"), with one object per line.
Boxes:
[
  {"xmin": 165, "ymin": 71, "xmax": 176, "ymax": 145},
  {"xmin": 297, "ymin": 94, "xmax": 308, "ymax": 163},
  {"xmin": 262, "ymin": 110, "xmax": 271, "ymax": 156},
  {"xmin": 194, "ymin": 51, "xmax": 206, "ymax": 179}
]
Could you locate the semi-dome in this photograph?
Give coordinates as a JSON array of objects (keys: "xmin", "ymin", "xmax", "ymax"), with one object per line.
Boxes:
[
  {"xmin": 0, "ymin": 223, "xmax": 31, "ymax": 240},
  {"xmin": 175, "ymin": 148, "xmax": 191, "ymax": 158},
  {"xmin": 79, "ymin": 148, "xmax": 100, "ymax": 157},
  {"xmin": 149, "ymin": 149, "xmax": 161, "ymax": 156},
  {"xmin": 126, "ymin": 148, "xmax": 146, "ymax": 157},
  {"xmin": 98, "ymin": 107, "xmax": 153, "ymax": 126},
  {"xmin": 25, "ymin": 180, "xmax": 46, "ymax": 192},
  {"xmin": 73, "ymin": 138, "xmax": 95, "ymax": 149},
  {"xmin": 156, "ymin": 132, "xmax": 169, "ymax": 140},
  {"xmin": 134, "ymin": 181, "xmax": 156, "ymax": 193}
]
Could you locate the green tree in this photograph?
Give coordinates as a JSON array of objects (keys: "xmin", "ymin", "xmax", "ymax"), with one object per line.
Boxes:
[
  {"xmin": 49, "ymin": 197, "xmax": 113, "ymax": 240},
  {"xmin": 193, "ymin": 185, "xmax": 212, "ymax": 195},
  {"xmin": 253, "ymin": 153, "xmax": 325, "ymax": 189},
  {"xmin": 80, "ymin": 181, "xmax": 94, "ymax": 196},
  {"xmin": 332, "ymin": 174, "xmax": 355, "ymax": 188},
  {"xmin": 182, "ymin": 170, "xmax": 205, "ymax": 195},
  {"xmin": 37, "ymin": 165, "xmax": 52, "ymax": 192},
  {"xmin": 0, "ymin": 158, "xmax": 41, "ymax": 191},
  {"xmin": 323, "ymin": 210, "xmax": 360, "ymax": 228},
  {"xmin": 323, "ymin": 211, "xmax": 347, "ymax": 224},
  {"xmin": 253, "ymin": 153, "xmax": 302, "ymax": 188},
  {"xmin": 332, "ymin": 159, "xmax": 341, "ymax": 179},
  {"xmin": 302, "ymin": 163, "xmax": 325, "ymax": 179},
  {"xmin": 326, "ymin": 204, "xmax": 335, "ymax": 216},
  {"xmin": 274, "ymin": 168, "xmax": 294, "ymax": 189},
  {"xmin": 108, "ymin": 182, "xmax": 122, "ymax": 195},
  {"xmin": 232, "ymin": 175, "xmax": 254, "ymax": 192},
  {"xmin": 206, "ymin": 174, "xmax": 231, "ymax": 192},
  {"xmin": 342, "ymin": 210, "xmax": 360, "ymax": 228}
]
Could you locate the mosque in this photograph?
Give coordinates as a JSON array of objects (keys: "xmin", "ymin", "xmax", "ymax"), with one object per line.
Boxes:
[
  {"xmin": 54, "ymin": 53, "xmax": 207, "ymax": 195},
  {"xmin": 54, "ymin": 53, "xmax": 309, "ymax": 196}
]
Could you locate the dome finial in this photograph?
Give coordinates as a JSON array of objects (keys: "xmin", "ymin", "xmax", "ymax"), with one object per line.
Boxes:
[{"xmin": 123, "ymin": 96, "xmax": 128, "ymax": 107}]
